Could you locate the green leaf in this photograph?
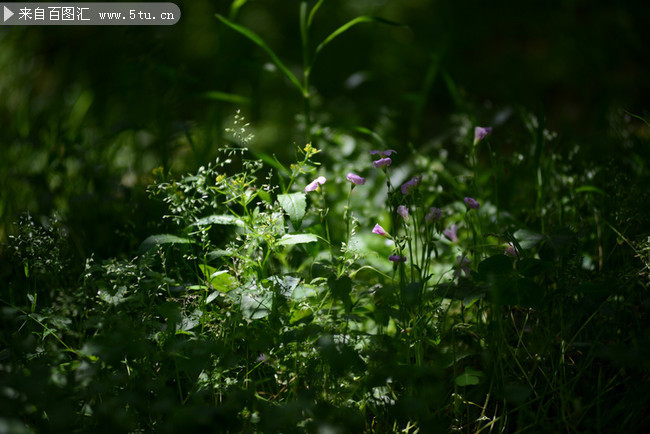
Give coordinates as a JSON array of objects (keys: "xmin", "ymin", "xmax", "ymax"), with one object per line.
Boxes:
[
  {"xmin": 138, "ymin": 234, "xmax": 193, "ymax": 253},
  {"xmin": 313, "ymin": 16, "xmax": 405, "ymax": 64},
  {"xmin": 455, "ymin": 368, "xmax": 483, "ymax": 387},
  {"xmin": 478, "ymin": 255, "xmax": 513, "ymax": 278},
  {"xmin": 277, "ymin": 193, "xmax": 307, "ymax": 229},
  {"xmin": 241, "ymin": 291, "xmax": 272, "ymax": 319},
  {"xmin": 574, "ymin": 185, "xmax": 607, "ymax": 196},
  {"xmin": 192, "ymin": 214, "xmax": 246, "ymax": 227},
  {"xmin": 514, "ymin": 228, "xmax": 545, "ymax": 250},
  {"xmin": 202, "ymin": 91, "xmax": 251, "ymax": 105},
  {"xmin": 198, "ymin": 264, "xmax": 237, "ymax": 293},
  {"xmin": 215, "ymin": 14, "xmax": 304, "ymax": 94},
  {"xmin": 277, "ymin": 233, "xmax": 318, "ymax": 246}
]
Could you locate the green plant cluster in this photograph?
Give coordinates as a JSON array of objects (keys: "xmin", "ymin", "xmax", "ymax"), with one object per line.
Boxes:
[{"xmin": 2, "ymin": 1, "xmax": 650, "ymax": 433}]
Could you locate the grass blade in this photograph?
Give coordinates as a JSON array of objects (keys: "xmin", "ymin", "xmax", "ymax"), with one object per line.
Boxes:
[
  {"xmin": 216, "ymin": 14, "xmax": 304, "ymax": 94},
  {"xmin": 313, "ymin": 16, "xmax": 405, "ymax": 65},
  {"xmin": 202, "ymin": 91, "xmax": 251, "ymax": 105}
]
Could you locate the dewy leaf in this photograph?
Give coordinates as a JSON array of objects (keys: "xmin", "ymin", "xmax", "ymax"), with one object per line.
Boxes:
[
  {"xmin": 277, "ymin": 233, "xmax": 318, "ymax": 246},
  {"xmin": 313, "ymin": 16, "xmax": 405, "ymax": 65},
  {"xmin": 138, "ymin": 234, "xmax": 193, "ymax": 253},
  {"xmin": 277, "ymin": 193, "xmax": 307, "ymax": 229},
  {"xmin": 215, "ymin": 14, "xmax": 304, "ymax": 94}
]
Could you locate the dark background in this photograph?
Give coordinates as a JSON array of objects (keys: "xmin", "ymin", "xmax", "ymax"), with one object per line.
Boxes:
[{"xmin": 1, "ymin": 0, "xmax": 648, "ymax": 257}]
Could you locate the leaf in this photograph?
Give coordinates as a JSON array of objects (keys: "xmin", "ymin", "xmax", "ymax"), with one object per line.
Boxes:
[
  {"xmin": 215, "ymin": 14, "xmax": 304, "ymax": 94},
  {"xmin": 241, "ymin": 291, "xmax": 272, "ymax": 320},
  {"xmin": 198, "ymin": 264, "xmax": 237, "ymax": 293},
  {"xmin": 277, "ymin": 233, "xmax": 318, "ymax": 246},
  {"xmin": 514, "ymin": 228, "xmax": 545, "ymax": 250},
  {"xmin": 277, "ymin": 193, "xmax": 307, "ymax": 229},
  {"xmin": 202, "ymin": 91, "xmax": 250, "ymax": 105},
  {"xmin": 574, "ymin": 185, "xmax": 607, "ymax": 196},
  {"xmin": 478, "ymin": 255, "xmax": 513, "ymax": 278},
  {"xmin": 192, "ymin": 214, "xmax": 245, "ymax": 227},
  {"xmin": 268, "ymin": 275, "xmax": 301, "ymax": 297},
  {"xmin": 313, "ymin": 16, "xmax": 405, "ymax": 64},
  {"xmin": 206, "ymin": 291, "xmax": 220, "ymax": 305},
  {"xmin": 455, "ymin": 368, "xmax": 483, "ymax": 387},
  {"xmin": 138, "ymin": 234, "xmax": 193, "ymax": 253}
]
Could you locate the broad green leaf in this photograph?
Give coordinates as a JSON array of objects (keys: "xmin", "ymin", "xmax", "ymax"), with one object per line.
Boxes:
[
  {"xmin": 455, "ymin": 368, "xmax": 483, "ymax": 386},
  {"xmin": 215, "ymin": 14, "xmax": 304, "ymax": 94},
  {"xmin": 202, "ymin": 91, "xmax": 250, "ymax": 105},
  {"xmin": 514, "ymin": 228, "xmax": 545, "ymax": 250},
  {"xmin": 277, "ymin": 233, "xmax": 318, "ymax": 246},
  {"xmin": 241, "ymin": 291, "xmax": 272, "ymax": 319},
  {"xmin": 478, "ymin": 255, "xmax": 513, "ymax": 278},
  {"xmin": 313, "ymin": 16, "xmax": 405, "ymax": 64},
  {"xmin": 138, "ymin": 234, "xmax": 193, "ymax": 253},
  {"xmin": 290, "ymin": 308, "xmax": 313, "ymax": 324},
  {"xmin": 193, "ymin": 214, "xmax": 245, "ymax": 227},
  {"xmin": 277, "ymin": 193, "xmax": 307, "ymax": 229},
  {"xmin": 198, "ymin": 264, "xmax": 237, "ymax": 293}
]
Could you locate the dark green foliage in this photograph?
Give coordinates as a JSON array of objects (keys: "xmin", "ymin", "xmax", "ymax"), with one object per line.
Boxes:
[{"xmin": 2, "ymin": 1, "xmax": 650, "ymax": 432}]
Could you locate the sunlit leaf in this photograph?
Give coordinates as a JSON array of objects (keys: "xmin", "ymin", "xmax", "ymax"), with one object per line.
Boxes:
[
  {"xmin": 138, "ymin": 234, "xmax": 193, "ymax": 253},
  {"xmin": 277, "ymin": 193, "xmax": 307, "ymax": 229}
]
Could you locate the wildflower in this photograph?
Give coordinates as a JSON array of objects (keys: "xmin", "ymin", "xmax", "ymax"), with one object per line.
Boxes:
[
  {"xmin": 400, "ymin": 175, "xmax": 423, "ymax": 195},
  {"xmin": 397, "ymin": 205, "xmax": 409, "ymax": 221},
  {"xmin": 443, "ymin": 224, "xmax": 458, "ymax": 242},
  {"xmin": 346, "ymin": 173, "xmax": 366, "ymax": 185},
  {"xmin": 464, "ymin": 197, "xmax": 480, "ymax": 210},
  {"xmin": 389, "ymin": 254, "xmax": 407, "ymax": 263},
  {"xmin": 425, "ymin": 207, "xmax": 442, "ymax": 222},
  {"xmin": 505, "ymin": 242, "xmax": 518, "ymax": 258},
  {"xmin": 474, "ymin": 126, "xmax": 493, "ymax": 145},
  {"xmin": 370, "ymin": 149, "xmax": 397, "ymax": 156},
  {"xmin": 372, "ymin": 157, "xmax": 392, "ymax": 169},
  {"xmin": 372, "ymin": 223, "xmax": 390, "ymax": 238},
  {"xmin": 456, "ymin": 256, "xmax": 471, "ymax": 278},
  {"xmin": 305, "ymin": 176, "xmax": 326, "ymax": 193}
]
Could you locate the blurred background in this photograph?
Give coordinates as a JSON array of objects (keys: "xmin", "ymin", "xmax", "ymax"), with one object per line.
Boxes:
[{"xmin": 1, "ymin": 0, "xmax": 648, "ymax": 259}]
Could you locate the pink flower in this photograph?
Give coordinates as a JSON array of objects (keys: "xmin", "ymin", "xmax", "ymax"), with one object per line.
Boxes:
[
  {"xmin": 372, "ymin": 223, "xmax": 390, "ymax": 237},
  {"xmin": 370, "ymin": 149, "xmax": 397, "ymax": 156},
  {"xmin": 397, "ymin": 205, "xmax": 409, "ymax": 221},
  {"xmin": 400, "ymin": 175, "xmax": 423, "ymax": 195},
  {"xmin": 505, "ymin": 242, "xmax": 518, "ymax": 258},
  {"xmin": 425, "ymin": 207, "xmax": 442, "ymax": 222},
  {"xmin": 346, "ymin": 173, "xmax": 366, "ymax": 185},
  {"xmin": 474, "ymin": 126, "xmax": 493, "ymax": 145},
  {"xmin": 305, "ymin": 176, "xmax": 326, "ymax": 193},
  {"xmin": 455, "ymin": 256, "xmax": 471, "ymax": 278},
  {"xmin": 464, "ymin": 197, "xmax": 480, "ymax": 210},
  {"xmin": 443, "ymin": 224, "xmax": 458, "ymax": 242},
  {"xmin": 372, "ymin": 157, "xmax": 392, "ymax": 169},
  {"xmin": 389, "ymin": 254, "xmax": 407, "ymax": 263}
]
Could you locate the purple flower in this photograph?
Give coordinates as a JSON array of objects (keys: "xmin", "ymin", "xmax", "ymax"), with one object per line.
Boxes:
[
  {"xmin": 455, "ymin": 256, "xmax": 471, "ymax": 278},
  {"xmin": 346, "ymin": 172, "xmax": 366, "ymax": 185},
  {"xmin": 474, "ymin": 126, "xmax": 493, "ymax": 145},
  {"xmin": 443, "ymin": 224, "xmax": 458, "ymax": 242},
  {"xmin": 397, "ymin": 205, "xmax": 409, "ymax": 221},
  {"xmin": 372, "ymin": 223, "xmax": 390, "ymax": 238},
  {"xmin": 389, "ymin": 254, "xmax": 407, "ymax": 263},
  {"xmin": 425, "ymin": 207, "xmax": 442, "ymax": 222},
  {"xmin": 370, "ymin": 149, "xmax": 397, "ymax": 156},
  {"xmin": 505, "ymin": 242, "xmax": 518, "ymax": 258},
  {"xmin": 464, "ymin": 197, "xmax": 480, "ymax": 210},
  {"xmin": 305, "ymin": 176, "xmax": 326, "ymax": 193},
  {"xmin": 400, "ymin": 175, "xmax": 423, "ymax": 195},
  {"xmin": 372, "ymin": 157, "xmax": 392, "ymax": 169}
]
